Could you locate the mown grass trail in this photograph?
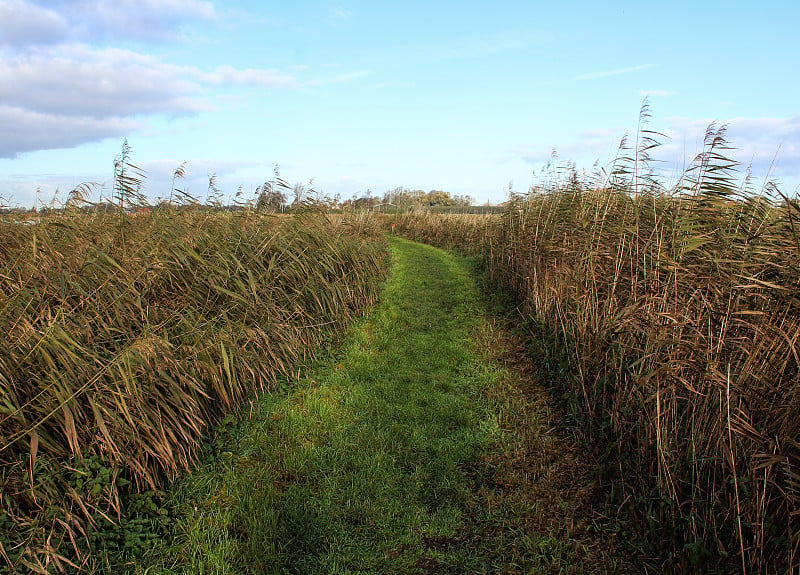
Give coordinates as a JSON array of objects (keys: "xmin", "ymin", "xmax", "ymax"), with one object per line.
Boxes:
[{"xmin": 132, "ymin": 237, "xmax": 624, "ymax": 574}]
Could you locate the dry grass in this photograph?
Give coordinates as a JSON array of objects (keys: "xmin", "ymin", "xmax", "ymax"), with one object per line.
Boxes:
[
  {"xmin": 388, "ymin": 123, "xmax": 800, "ymax": 573},
  {"xmin": 0, "ymin": 208, "xmax": 388, "ymax": 572}
]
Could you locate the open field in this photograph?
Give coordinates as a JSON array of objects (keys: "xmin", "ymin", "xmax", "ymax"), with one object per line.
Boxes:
[
  {"xmin": 1, "ymin": 123, "xmax": 799, "ymax": 573},
  {"xmin": 388, "ymin": 132, "xmax": 800, "ymax": 572},
  {"xmin": 0, "ymin": 209, "xmax": 388, "ymax": 572}
]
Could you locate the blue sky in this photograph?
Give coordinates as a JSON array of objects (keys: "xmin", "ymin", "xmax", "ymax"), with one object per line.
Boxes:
[{"xmin": 1, "ymin": 0, "xmax": 798, "ymax": 207}]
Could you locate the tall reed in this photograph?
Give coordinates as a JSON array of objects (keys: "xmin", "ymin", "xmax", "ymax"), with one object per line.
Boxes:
[
  {"xmin": 0, "ymin": 208, "xmax": 388, "ymax": 572},
  {"xmin": 390, "ymin": 125, "xmax": 800, "ymax": 572}
]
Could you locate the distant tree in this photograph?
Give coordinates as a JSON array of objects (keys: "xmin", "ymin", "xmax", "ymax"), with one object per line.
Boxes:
[
  {"xmin": 426, "ymin": 190, "xmax": 454, "ymax": 206},
  {"xmin": 256, "ymin": 182, "xmax": 286, "ymax": 213},
  {"xmin": 451, "ymin": 194, "xmax": 474, "ymax": 207},
  {"xmin": 291, "ymin": 182, "xmax": 307, "ymax": 207},
  {"xmin": 350, "ymin": 194, "xmax": 378, "ymax": 211}
]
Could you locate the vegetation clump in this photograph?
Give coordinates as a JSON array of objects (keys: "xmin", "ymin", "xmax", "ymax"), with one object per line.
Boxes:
[
  {"xmin": 0, "ymin": 207, "xmax": 388, "ymax": 572},
  {"xmin": 389, "ymin": 118, "xmax": 800, "ymax": 573},
  {"xmin": 128, "ymin": 238, "xmax": 625, "ymax": 575}
]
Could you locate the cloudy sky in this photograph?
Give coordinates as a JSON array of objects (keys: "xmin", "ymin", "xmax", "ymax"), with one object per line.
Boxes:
[{"xmin": 0, "ymin": 0, "xmax": 798, "ymax": 207}]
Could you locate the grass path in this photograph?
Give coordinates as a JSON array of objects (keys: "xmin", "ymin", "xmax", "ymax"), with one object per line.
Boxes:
[{"xmin": 132, "ymin": 238, "xmax": 625, "ymax": 574}]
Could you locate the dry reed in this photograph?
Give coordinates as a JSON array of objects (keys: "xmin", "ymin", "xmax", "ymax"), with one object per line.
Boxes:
[
  {"xmin": 389, "ymin": 123, "xmax": 800, "ymax": 573},
  {"xmin": 0, "ymin": 208, "xmax": 388, "ymax": 572}
]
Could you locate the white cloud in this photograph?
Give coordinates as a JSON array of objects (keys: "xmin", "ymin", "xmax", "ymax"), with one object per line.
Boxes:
[
  {"xmin": 0, "ymin": 0, "xmax": 68, "ymax": 46},
  {"xmin": 0, "ymin": 45, "xmax": 205, "ymax": 119},
  {"xmin": 0, "ymin": 0, "xmax": 216, "ymax": 48},
  {"xmin": 0, "ymin": 1, "xmax": 373, "ymax": 158},
  {"xmin": 662, "ymin": 116, "xmax": 800, "ymax": 178},
  {"xmin": 0, "ymin": 2, "xmax": 220, "ymax": 157},
  {"xmin": 0, "ymin": 44, "xmax": 374, "ymax": 157},
  {"xmin": 0, "ymin": 43, "xmax": 284, "ymax": 157},
  {"xmin": 0, "ymin": 105, "xmax": 135, "ymax": 158},
  {"xmin": 512, "ymin": 116, "xmax": 800, "ymax": 193},
  {"xmin": 572, "ymin": 64, "xmax": 655, "ymax": 81},
  {"xmin": 72, "ymin": 0, "xmax": 216, "ymax": 41}
]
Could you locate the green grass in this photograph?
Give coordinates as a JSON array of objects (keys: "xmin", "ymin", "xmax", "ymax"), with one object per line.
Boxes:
[
  {"xmin": 0, "ymin": 210, "xmax": 388, "ymax": 573},
  {"xmin": 126, "ymin": 237, "xmax": 624, "ymax": 574}
]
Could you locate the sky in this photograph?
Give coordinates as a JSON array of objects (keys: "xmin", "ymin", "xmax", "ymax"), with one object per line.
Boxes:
[{"xmin": 0, "ymin": 0, "xmax": 798, "ymax": 208}]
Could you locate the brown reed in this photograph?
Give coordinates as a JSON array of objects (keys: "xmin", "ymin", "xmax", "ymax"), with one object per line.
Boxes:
[
  {"xmin": 389, "ymin": 125, "xmax": 800, "ymax": 573},
  {"xmin": 0, "ymin": 208, "xmax": 388, "ymax": 572}
]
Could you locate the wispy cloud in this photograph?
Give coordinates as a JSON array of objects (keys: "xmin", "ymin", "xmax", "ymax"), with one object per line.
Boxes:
[
  {"xmin": 369, "ymin": 81, "xmax": 411, "ymax": 90},
  {"xmin": 513, "ymin": 115, "xmax": 800, "ymax": 189},
  {"xmin": 662, "ymin": 115, "xmax": 800, "ymax": 177},
  {"xmin": 572, "ymin": 64, "xmax": 655, "ymax": 81},
  {"xmin": 307, "ymin": 69, "xmax": 374, "ymax": 86},
  {"xmin": 512, "ymin": 127, "xmax": 625, "ymax": 167},
  {"xmin": 329, "ymin": 6, "xmax": 351, "ymax": 21},
  {"xmin": 640, "ymin": 89, "xmax": 675, "ymax": 97},
  {"xmin": 140, "ymin": 157, "xmax": 261, "ymax": 180},
  {"xmin": 389, "ymin": 28, "xmax": 553, "ymax": 67},
  {"xmin": 195, "ymin": 65, "xmax": 301, "ymax": 89}
]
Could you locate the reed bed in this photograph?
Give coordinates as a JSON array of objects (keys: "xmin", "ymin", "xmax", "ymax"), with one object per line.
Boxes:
[
  {"xmin": 0, "ymin": 209, "xmax": 388, "ymax": 572},
  {"xmin": 389, "ymin": 128, "xmax": 800, "ymax": 572}
]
